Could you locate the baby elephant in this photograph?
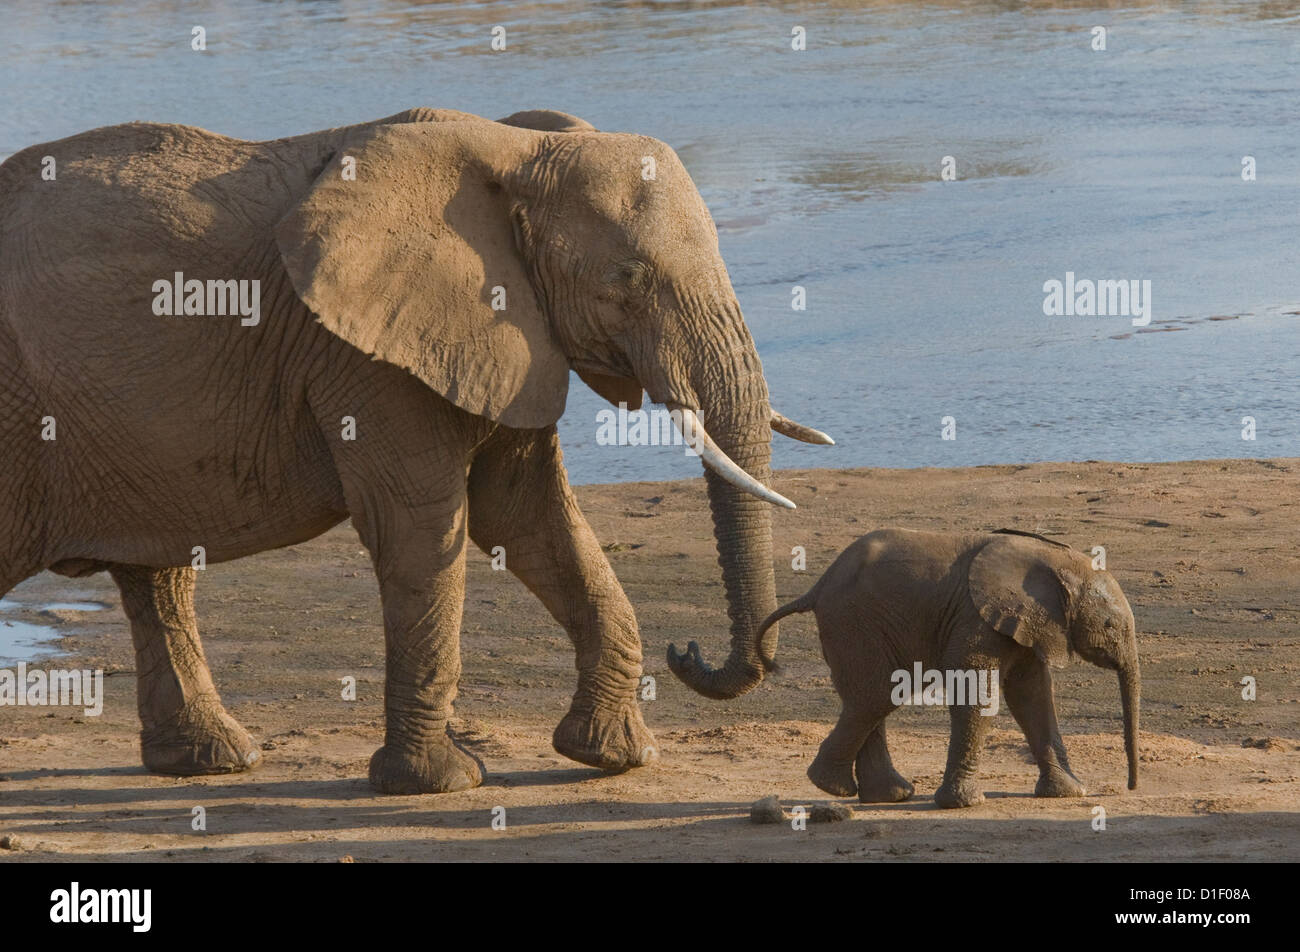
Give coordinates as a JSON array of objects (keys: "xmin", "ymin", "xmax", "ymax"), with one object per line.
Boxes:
[{"xmin": 759, "ymin": 528, "xmax": 1140, "ymax": 808}]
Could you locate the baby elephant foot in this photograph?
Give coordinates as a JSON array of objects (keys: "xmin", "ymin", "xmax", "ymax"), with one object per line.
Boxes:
[
  {"xmin": 553, "ymin": 703, "xmax": 658, "ymax": 772},
  {"xmin": 934, "ymin": 777, "xmax": 985, "ymax": 809},
  {"xmin": 856, "ymin": 769, "xmax": 915, "ymax": 804},
  {"xmin": 141, "ymin": 698, "xmax": 261, "ymax": 776},
  {"xmin": 1035, "ymin": 765, "xmax": 1086, "ymax": 799},
  {"xmin": 369, "ymin": 730, "xmax": 484, "ymax": 795},
  {"xmin": 808, "ymin": 753, "xmax": 858, "ymax": 798}
]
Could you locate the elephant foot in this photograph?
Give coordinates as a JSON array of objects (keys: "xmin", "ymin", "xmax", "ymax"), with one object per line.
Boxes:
[
  {"xmin": 808, "ymin": 753, "xmax": 857, "ymax": 798},
  {"xmin": 369, "ymin": 730, "xmax": 484, "ymax": 795},
  {"xmin": 552, "ymin": 703, "xmax": 658, "ymax": 773},
  {"xmin": 1035, "ymin": 766, "xmax": 1086, "ymax": 799},
  {"xmin": 934, "ymin": 777, "xmax": 985, "ymax": 809},
  {"xmin": 141, "ymin": 699, "xmax": 261, "ymax": 776},
  {"xmin": 856, "ymin": 769, "xmax": 915, "ymax": 804}
]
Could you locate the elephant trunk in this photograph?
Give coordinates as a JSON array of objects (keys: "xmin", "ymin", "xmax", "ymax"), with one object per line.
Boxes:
[
  {"xmin": 1118, "ymin": 661, "xmax": 1140, "ymax": 790},
  {"xmin": 664, "ymin": 304, "xmax": 780, "ymax": 700}
]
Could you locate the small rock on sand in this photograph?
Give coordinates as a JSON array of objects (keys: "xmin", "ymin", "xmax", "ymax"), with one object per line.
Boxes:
[
  {"xmin": 810, "ymin": 803, "xmax": 852, "ymax": 823},
  {"xmin": 750, "ymin": 795, "xmax": 785, "ymax": 824},
  {"xmin": 0, "ymin": 835, "xmax": 23, "ymax": 850}
]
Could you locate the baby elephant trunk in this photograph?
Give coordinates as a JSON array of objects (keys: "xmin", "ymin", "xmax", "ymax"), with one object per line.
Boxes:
[{"xmin": 1118, "ymin": 662, "xmax": 1141, "ymax": 790}]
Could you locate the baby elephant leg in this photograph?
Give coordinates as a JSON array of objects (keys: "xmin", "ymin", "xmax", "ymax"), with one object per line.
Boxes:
[
  {"xmin": 809, "ymin": 704, "xmax": 888, "ymax": 798},
  {"xmin": 1005, "ymin": 662, "xmax": 1086, "ymax": 798},
  {"xmin": 935, "ymin": 702, "xmax": 990, "ymax": 808},
  {"xmin": 854, "ymin": 722, "xmax": 914, "ymax": 803},
  {"xmin": 110, "ymin": 565, "xmax": 260, "ymax": 775}
]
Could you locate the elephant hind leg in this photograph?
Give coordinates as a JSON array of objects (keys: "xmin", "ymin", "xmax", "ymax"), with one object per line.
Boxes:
[
  {"xmin": 854, "ymin": 722, "xmax": 914, "ymax": 803},
  {"xmin": 109, "ymin": 564, "xmax": 260, "ymax": 775},
  {"xmin": 809, "ymin": 705, "xmax": 891, "ymax": 798}
]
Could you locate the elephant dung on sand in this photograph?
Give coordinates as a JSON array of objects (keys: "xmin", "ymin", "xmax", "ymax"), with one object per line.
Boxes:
[
  {"xmin": 757, "ymin": 528, "xmax": 1140, "ymax": 808},
  {"xmin": 0, "ymin": 107, "xmax": 832, "ymax": 793}
]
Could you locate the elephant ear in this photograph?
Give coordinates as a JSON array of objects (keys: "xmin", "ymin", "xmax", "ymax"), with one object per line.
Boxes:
[
  {"xmin": 968, "ymin": 534, "xmax": 1072, "ymax": 668},
  {"xmin": 275, "ymin": 121, "xmax": 569, "ymax": 429}
]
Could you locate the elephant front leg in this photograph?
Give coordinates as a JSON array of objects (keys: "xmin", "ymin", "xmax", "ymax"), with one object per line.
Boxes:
[
  {"xmin": 1004, "ymin": 660, "xmax": 1086, "ymax": 798},
  {"xmin": 935, "ymin": 702, "xmax": 990, "ymax": 808},
  {"xmin": 109, "ymin": 565, "xmax": 259, "ymax": 775},
  {"xmin": 362, "ymin": 503, "xmax": 484, "ymax": 795},
  {"xmin": 468, "ymin": 427, "xmax": 655, "ymax": 772}
]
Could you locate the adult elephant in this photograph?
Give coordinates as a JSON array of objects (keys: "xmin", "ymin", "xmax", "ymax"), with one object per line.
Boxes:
[{"xmin": 0, "ymin": 107, "xmax": 831, "ymax": 793}]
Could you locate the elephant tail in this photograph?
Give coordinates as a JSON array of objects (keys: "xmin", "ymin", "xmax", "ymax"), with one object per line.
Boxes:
[{"xmin": 755, "ymin": 585, "xmax": 820, "ymax": 670}]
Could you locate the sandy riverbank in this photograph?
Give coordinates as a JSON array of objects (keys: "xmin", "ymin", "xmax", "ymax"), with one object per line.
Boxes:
[{"xmin": 1, "ymin": 459, "xmax": 1297, "ymax": 861}]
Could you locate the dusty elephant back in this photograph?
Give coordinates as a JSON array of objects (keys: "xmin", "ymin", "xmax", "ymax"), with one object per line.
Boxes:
[
  {"xmin": 0, "ymin": 122, "xmax": 355, "ymax": 563},
  {"xmin": 823, "ymin": 528, "xmax": 984, "ymax": 605},
  {"xmin": 0, "ymin": 109, "xmax": 513, "ymax": 341},
  {"xmin": 808, "ymin": 529, "xmax": 987, "ymax": 660},
  {"xmin": 0, "ymin": 120, "xmax": 338, "ymax": 432},
  {"xmin": 0, "ymin": 122, "xmax": 329, "ymax": 315}
]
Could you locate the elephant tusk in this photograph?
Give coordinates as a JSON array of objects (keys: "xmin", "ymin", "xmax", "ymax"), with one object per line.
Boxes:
[
  {"xmin": 770, "ymin": 411, "xmax": 835, "ymax": 445},
  {"xmin": 671, "ymin": 406, "xmax": 796, "ymax": 510}
]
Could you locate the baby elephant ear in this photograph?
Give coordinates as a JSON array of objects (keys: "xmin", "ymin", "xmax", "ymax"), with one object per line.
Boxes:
[
  {"xmin": 275, "ymin": 121, "xmax": 569, "ymax": 429},
  {"xmin": 968, "ymin": 535, "xmax": 1072, "ymax": 667}
]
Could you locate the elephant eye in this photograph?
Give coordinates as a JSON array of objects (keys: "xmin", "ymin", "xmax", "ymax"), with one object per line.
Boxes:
[{"xmin": 609, "ymin": 259, "xmax": 650, "ymax": 290}]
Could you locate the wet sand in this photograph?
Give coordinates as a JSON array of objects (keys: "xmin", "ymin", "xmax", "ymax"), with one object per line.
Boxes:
[{"xmin": 1, "ymin": 459, "xmax": 1297, "ymax": 862}]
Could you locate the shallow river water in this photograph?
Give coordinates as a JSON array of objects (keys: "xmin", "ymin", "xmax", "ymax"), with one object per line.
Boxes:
[{"xmin": 3, "ymin": 1, "xmax": 1298, "ymax": 484}]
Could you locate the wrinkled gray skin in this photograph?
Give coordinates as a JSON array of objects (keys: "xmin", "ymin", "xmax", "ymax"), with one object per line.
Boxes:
[
  {"xmin": 0, "ymin": 107, "xmax": 818, "ymax": 793},
  {"xmin": 758, "ymin": 528, "xmax": 1141, "ymax": 808}
]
